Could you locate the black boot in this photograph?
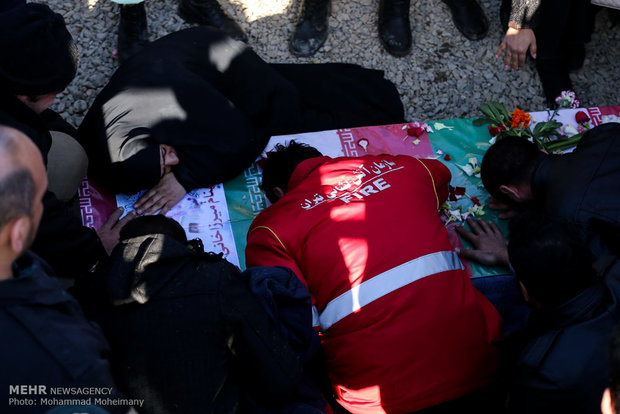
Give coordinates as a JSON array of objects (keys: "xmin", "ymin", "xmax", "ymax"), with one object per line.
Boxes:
[
  {"xmin": 442, "ymin": 0, "xmax": 488, "ymax": 41},
  {"xmin": 536, "ymin": 58, "xmax": 573, "ymax": 108},
  {"xmin": 178, "ymin": 0, "xmax": 248, "ymax": 42},
  {"xmin": 290, "ymin": 0, "xmax": 330, "ymax": 57},
  {"xmin": 378, "ymin": 0, "xmax": 412, "ymax": 57},
  {"xmin": 118, "ymin": 2, "xmax": 149, "ymax": 63}
]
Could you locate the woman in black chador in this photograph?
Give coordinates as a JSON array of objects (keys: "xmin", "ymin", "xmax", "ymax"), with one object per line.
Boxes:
[{"xmin": 78, "ymin": 27, "xmax": 404, "ymax": 215}]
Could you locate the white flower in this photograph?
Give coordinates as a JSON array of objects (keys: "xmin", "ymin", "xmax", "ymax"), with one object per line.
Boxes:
[
  {"xmin": 563, "ymin": 124, "xmax": 579, "ymax": 137},
  {"xmin": 555, "ymin": 90, "xmax": 580, "ymax": 109}
]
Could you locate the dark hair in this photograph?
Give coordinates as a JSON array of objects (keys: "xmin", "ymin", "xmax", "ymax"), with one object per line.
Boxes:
[
  {"xmin": 120, "ymin": 215, "xmax": 187, "ymax": 244},
  {"xmin": 610, "ymin": 324, "xmax": 620, "ymax": 409},
  {"xmin": 508, "ymin": 211, "xmax": 595, "ymax": 307},
  {"xmin": 260, "ymin": 140, "xmax": 322, "ymax": 204},
  {"xmin": 481, "ymin": 136, "xmax": 541, "ymax": 203},
  {"xmin": 0, "ymin": 168, "xmax": 35, "ymax": 231},
  {"xmin": 0, "ymin": 3, "xmax": 79, "ymax": 96}
]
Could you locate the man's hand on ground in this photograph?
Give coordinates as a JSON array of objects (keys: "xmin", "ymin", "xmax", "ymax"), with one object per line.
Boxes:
[
  {"xmin": 134, "ymin": 172, "xmax": 186, "ymax": 216},
  {"xmin": 97, "ymin": 207, "xmax": 136, "ymax": 255},
  {"xmin": 455, "ymin": 217, "xmax": 510, "ymax": 267}
]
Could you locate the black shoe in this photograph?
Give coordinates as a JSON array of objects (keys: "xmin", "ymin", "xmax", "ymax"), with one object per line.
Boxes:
[
  {"xmin": 178, "ymin": 0, "xmax": 248, "ymax": 42},
  {"xmin": 290, "ymin": 0, "xmax": 330, "ymax": 57},
  {"xmin": 442, "ymin": 0, "xmax": 488, "ymax": 41},
  {"xmin": 378, "ymin": 0, "xmax": 412, "ymax": 57},
  {"xmin": 536, "ymin": 59, "xmax": 573, "ymax": 108},
  {"xmin": 118, "ymin": 3, "xmax": 149, "ymax": 63}
]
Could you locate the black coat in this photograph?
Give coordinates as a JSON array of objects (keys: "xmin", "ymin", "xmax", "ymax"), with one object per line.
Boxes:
[
  {"xmin": 499, "ymin": 259, "xmax": 620, "ymax": 414},
  {"xmin": 0, "ymin": 91, "xmax": 106, "ymax": 277},
  {"xmin": 77, "ymin": 234, "xmax": 303, "ymax": 414},
  {"xmin": 77, "ymin": 27, "xmax": 404, "ymax": 194},
  {"xmin": 532, "ymin": 123, "xmax": 620, "ymax": 257},
  {"xmin": 0, "ymin": 252, "xmax": 125, "ymax": 414}
]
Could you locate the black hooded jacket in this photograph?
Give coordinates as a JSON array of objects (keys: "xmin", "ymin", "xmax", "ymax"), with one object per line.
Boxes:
[
  {"xmin": 532, "ymin": 122, "xmax": 620, "ymax": 257},
  {"xmin": 0, "ymin": 252, "xmax": 126, "ymax": 414},
  {"xmin": 76, "ymin": 233, "xmax": 303, "ymax": 414},
  {"xmin": 499, "ymin": 260, "xmax": 620, "ymax": 414}
]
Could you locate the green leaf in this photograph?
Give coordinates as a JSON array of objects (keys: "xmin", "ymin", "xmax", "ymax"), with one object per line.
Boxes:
[
  {"xmin": 497, "ymin": 103, "xmax": 512, "ymax": 122},
  {"xmin": 532, "ymin": 120, "xmax": 563, "ymax": 139},
  {"xmin": 486, "ymin": 103, "xmax": 502, "ymax": 121},
  {"xmin": 473, "ymin": 117, "xmax": 494, "ymax": 126},
  {"xmin": 532, "ymin": 122, "xmax": 545, "ymax": 137},
  {"xmin": 478, "ymin": 103, "xmax": 496, "ymax": 120}
]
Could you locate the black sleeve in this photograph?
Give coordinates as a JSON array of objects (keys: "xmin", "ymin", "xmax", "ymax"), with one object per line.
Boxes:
[
  {"xmin": 219, "ymin": 268, "xmax": 302, "ymax": 401},
  {"xmin": 31, "ymin": 191, "xmax": 107, "ymax": 278}
]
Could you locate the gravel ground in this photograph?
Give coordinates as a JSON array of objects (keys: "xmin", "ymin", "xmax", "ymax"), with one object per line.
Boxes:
[{"xmin": 43, "ymin": 0, "xmax": 620, "ymax": 127}]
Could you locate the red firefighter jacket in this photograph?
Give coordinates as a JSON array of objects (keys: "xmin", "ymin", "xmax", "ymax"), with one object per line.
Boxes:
[{"xmin": 246, "ymin": 154, "xmax": 502, "ymax": 414}]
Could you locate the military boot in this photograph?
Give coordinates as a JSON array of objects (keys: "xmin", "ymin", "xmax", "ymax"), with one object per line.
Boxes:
[
  {"xmin": 118, "ymin": 2, "xmax": 150, "ymax": 63},
  {"xmin": 290, "ymin": 0, "xmax": 331, "ymax": 57},
  {"xmin": 178, "ymin": 0, "xmax": 248, "ymax": 42}
]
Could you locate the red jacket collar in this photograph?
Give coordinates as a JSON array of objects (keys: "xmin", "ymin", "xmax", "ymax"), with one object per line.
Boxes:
[{"xmin": 287, "ymin": 156, "xmax": 331, "ymax": 191}]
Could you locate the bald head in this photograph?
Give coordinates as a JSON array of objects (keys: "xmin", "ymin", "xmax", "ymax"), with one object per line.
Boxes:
[{"xmin": 0, "ymin": 126, "xmax": 46, "ymax": 232}]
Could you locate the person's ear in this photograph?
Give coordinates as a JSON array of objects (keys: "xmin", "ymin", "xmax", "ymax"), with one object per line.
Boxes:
[
  {"xmin": 499, "ymin": 184, "xmax": 524, "ymax": 203},
  {"xmin": 9, "ymin": 216, "xmax": 30, "ymax": 254},
  {"xmin": 601, "ymin": 388, "xmax": 615, "ymax": 414},
  {"xmin": 273, "ymin": 187, "xmax": 285, "ymax": 202},
  {"xmin": 162, "ymin": 144, "xmax": 179, "ymax": 167}
]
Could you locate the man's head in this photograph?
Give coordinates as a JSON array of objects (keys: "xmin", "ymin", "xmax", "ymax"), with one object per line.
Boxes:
[
  {"xmin": 0, "ymin": 126, "xmax": 47, "ymax": 276},
  {"xmin": 507, "ymin": 211, "xmax": 595, "ymax": 308},
  {"xmin": 120, "ymin": 215, "xmax": 187, "ymax": 245},
  {"xmin": 0, "ymin": 3, "xmax": 79, "ymax": 112},
  {"xmin": 602, "ymin": 324, "xmax": 620, "ymax": 414},
  {"xmin": 260, "ymin": 141, "xmax": 322, "ymax": 204},
  {"xmin": 481, "ymin": 136, "xmax": 542, "ymax": 204}
]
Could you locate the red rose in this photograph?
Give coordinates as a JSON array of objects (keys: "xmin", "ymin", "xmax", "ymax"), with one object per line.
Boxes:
[
  {"xmin": 407, "ymin": 126, "xmax": 425, "ymax": 137},
  {"xmin": 575, "ymin": 110, "xmax": 590, "ymax": 124},
  {"xmin": 454, "ymin": 187, "xmax": 466, "ymax": 196},
  {"xmin": 444, "ymin": 154, "xmax": 451, "ymax": 161},
  {"xmin": 487, "ymin": 125, "xmax": 506, "ymax": 137},
  {"xmin": 470, "ymin": 197, "xmax": 481, "ymax": 206}
]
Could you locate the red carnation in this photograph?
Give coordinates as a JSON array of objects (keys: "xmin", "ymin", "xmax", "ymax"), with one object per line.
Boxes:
[
  {"xmin": 470, "ymin": 197, "xmax": 481, "ymax": 206},
  {"xmin": 575, "ymin": 111, "xmax": 590, "ymax": 124}
]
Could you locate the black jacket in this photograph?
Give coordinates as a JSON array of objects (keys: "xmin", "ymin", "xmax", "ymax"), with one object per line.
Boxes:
[
  {"xmin": 0, "ymin": 91, "xmax": 107, "ymax": 277},
  {"xmin": 532, "ymin": 123, "xmax": 620, "ymax": 257},
  {"xmin": 0, "ymin": 252, "xmax": 124, "ymax": 414},
  {"xmin": 500, "ymin": 260, "xmax": 620, "ymax": 414},
  {"xmin": 77, "ymin": 27, "xmax": 404, "ymax": 195},
  {"xmin": 77, "ymin": 234, "xmax": 303, "ymax": 414}
]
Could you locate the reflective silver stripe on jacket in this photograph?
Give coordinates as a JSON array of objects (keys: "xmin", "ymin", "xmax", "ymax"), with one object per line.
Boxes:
[{"xmin": 312, "ymin": 251, "xmax": 464, "ymax": 331}]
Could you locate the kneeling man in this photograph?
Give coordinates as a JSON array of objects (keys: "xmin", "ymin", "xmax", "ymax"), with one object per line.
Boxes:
[{"xmin": 246, "ymin": 141, "xmax": 502, "ymax": 414}]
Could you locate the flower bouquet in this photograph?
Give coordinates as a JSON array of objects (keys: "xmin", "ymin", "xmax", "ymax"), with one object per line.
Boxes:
[{"xmin": 473, "ymin": 91, "xmax": 588, "ymax": 153}]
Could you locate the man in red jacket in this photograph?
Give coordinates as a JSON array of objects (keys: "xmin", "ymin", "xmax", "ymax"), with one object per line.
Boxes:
[{"xmin": 246, "ymin": 141, "xmax": 502, "ymax": 414}]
